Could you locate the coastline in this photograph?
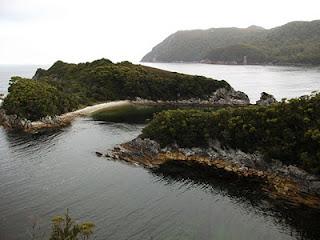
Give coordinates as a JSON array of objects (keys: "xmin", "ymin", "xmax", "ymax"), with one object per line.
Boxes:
[
  {"xmin": 0, "ymin": 100, "xmax": 130, "ymax": 132},
  {"xmin": 109, "ymin": 137, "xmax": 320, "ymax": 208},
  {"xmin": 1, "ymin": 86, "xmax": 253, "ymax": 132},
  {"xmin": 141, "ymin": 61, "xmax": 318, "ymax": 67},
  {"xmin": 29, "ymin": 100, "xmax": 131, "ymax": 132}
]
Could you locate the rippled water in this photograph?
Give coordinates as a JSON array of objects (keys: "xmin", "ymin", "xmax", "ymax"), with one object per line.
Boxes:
[{"xmin": 1, "ymin": 64, "xmax": 320, "ymax": 240}]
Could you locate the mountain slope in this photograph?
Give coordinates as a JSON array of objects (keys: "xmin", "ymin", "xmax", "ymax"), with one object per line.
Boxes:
[{"xmin": 142, "ymin": 20, "xmax": 320, "ymax": 65}]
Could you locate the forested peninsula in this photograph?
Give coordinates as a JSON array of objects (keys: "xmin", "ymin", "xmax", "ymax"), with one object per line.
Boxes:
[
  {"xmin": 142, "ymin": 20, "xmax": 320, "ymax": 65},
  {"xmin": 0, "ymin": 59, "xmax": 247, "ymax": 130}
]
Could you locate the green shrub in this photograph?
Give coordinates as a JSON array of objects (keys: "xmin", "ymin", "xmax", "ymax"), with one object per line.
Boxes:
[
  {"xmin": 2, "ymin": 77, "xmax": 79, "ymax": 120},
  {"xmin": 49, "ymin": 210, "xmax": 95, "ymax": 240},
  {"xmin": 142, "ymin": 94, "xmax": 320, "ymax": 174}
]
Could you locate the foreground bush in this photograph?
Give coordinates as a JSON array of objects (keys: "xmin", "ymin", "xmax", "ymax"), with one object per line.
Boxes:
[
  {"xmin": 29, "ymin": 211, "xmax": 95, "ymax": 240},
  {"xmin": 49, "ymin": 211, "xmax": 95, "ymax": 240},
  {"xmin": 142, "ymin": 94, "xmax": 320, "ymax": 174}
]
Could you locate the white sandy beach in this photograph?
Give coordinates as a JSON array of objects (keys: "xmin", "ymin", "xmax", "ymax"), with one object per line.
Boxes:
[
  {"xmin": 61, "ymin": 100, "xmax": 130, "ymax": 117},
  {"xmin": 31, "ymin": 100, "xmax": 130, "ymax": 128}
]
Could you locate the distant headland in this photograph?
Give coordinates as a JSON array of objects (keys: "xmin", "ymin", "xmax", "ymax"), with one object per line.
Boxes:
[{"xmin": 142, "ymin": 20, "xmax": 320, "ymax": 65}]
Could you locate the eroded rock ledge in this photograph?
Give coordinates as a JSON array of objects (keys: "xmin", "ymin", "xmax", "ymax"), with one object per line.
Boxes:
[{"xmin": 109, "ymin": 137, "xmax": 320, "ymax": 208}]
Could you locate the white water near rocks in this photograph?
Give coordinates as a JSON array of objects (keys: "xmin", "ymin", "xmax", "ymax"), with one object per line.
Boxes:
[{"xmin": 1, "ymin": 64, "xmax": 320, "ymax": 240}]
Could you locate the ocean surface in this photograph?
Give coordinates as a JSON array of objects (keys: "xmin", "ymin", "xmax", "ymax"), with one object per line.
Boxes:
[
  {"xmin": 144, "ymin": 63, "xmax": 320, "ymax": 102},
  {"xmin": 1, "ymin": 64, "xmax": 320, "ymax": 240}
]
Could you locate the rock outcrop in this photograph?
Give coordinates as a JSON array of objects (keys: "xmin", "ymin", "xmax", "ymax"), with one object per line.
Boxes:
[
  {"xmin": 256, "ymin": 92, "xmax": 277, "ymax": 105},
  {"xmin": 0, "ymin": 93, "xmax": 5, "ymax": 107},
  {"xmin": 209, "ymin": 88, "xmax": 250, "ymax": 105},
  {"xmin": 0, "ymin": 109, "xmax": 32, "ymax": 130},
  {"xmin": 39, "ymin": 115, "xmax": 62, "ymax": 125},
  {"xmin": 109, "ymin": 137, "xmax": 320, "ymax": 208},
  {"xmin": 0, "ymin": 109, "xmax": 65, "ymax": 132}
]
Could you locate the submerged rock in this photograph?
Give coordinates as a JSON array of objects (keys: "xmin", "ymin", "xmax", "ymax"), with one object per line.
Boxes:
[{"xmin": 256, "ymin": 92, "xmax": 277, "ymax": 105}]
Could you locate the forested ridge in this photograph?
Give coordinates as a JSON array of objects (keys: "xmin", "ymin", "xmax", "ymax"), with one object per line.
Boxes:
[
  {"xmin": 2, "ymin": 59, "xmax": 229, "ymax": 120},
  {"xmin": 142, "ymin": 20, "xmax": 320, "ymax": 65}
]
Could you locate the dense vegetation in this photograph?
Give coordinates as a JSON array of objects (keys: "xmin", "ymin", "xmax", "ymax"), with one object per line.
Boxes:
[
  {"xmin": 2, "ymin": 59, "xmax": 230, "ymax": 120},
  {"xmin": 142, "ymin": 94, "xmax": 320, "ymax": 174},
  {"xmin": 205, "ymin": 44, "xmax": 268, "ymax": 64},
  {"xmin": 142, "ymin": 20, "xmax": 320, "ymax": 65},
  {"xmin": 2, "ymin": 77, "xmax": 78, "ymax": 120}
]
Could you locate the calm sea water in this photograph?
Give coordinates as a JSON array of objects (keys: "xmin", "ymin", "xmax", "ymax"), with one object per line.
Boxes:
[
  {"xmin": 1, "ymin": 64, "xmax": 320, "ymax": 240},
  {"xmin": 143, "ymin": 63, "xmax": 320, "ymax": 102}
]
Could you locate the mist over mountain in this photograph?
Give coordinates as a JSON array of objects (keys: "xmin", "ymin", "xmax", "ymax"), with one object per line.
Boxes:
[{"xmin": 142, "ymin": 20, "xmax": 320, "ymax": 65}]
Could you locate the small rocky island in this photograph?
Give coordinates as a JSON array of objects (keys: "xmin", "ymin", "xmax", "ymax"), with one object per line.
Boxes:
[{"xmin": 108, "ymin": 92, "xmax": 320, "ymax": 208}]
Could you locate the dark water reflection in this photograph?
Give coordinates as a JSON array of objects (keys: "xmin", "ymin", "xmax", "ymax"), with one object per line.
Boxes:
[
  {"xmin": 1, "ymin": 119, "xmax": 320, "ymax": 240},
  {"xmin": 151, "ymin": 162, "xmax": 320, "ymax": 240}
]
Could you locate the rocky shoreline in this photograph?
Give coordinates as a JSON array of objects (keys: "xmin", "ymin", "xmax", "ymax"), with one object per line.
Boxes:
[
  {"xmin": 108, "ymin": 137, "xmax": 320, "ymax": 208},
  {"xmin": 0, "ymin": 101, "xmax": 130, "ymax": 132},
  {"xmin": 133, "ymin": 89, "xmax": 277, "ymax": 106},
  {"xmin": 0, "ymin": 110, "xmax": 69, "ymax": 132},
  {"xmin": 0, "ymin": 87, "xmax": 254, "ymax": 132}
]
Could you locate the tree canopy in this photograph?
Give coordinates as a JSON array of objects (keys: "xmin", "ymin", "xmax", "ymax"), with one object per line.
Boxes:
[
  {"xmin": 2, "ymin": 59, "xmax": 230, "ymax": 120},
  {"xmin": 3, "ymin": 77, "xmax": 77, "ymax": 120},
  {"xmin": 142, "ymin": 20, "xmax": 320, "ymax": 65},
  {"xmin": 142, "ymin": 93, "xmax": 320, "ymax": 174}
]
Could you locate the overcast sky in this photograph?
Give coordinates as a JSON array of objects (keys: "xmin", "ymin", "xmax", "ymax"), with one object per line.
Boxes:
[{"xmin": 0, "ymin": 0, "xmax": 319, "ymax": 64}]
